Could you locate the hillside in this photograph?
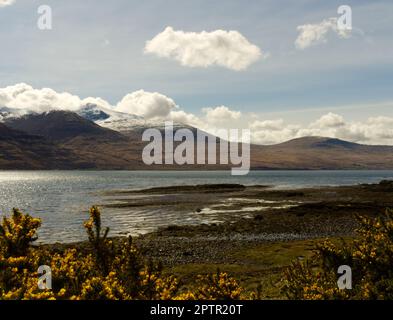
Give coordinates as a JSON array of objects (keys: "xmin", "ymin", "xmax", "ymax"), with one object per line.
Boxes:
[
  {"xmin": 1, "ymin": 111, "xmax": 393, "ymax": 170},
  {"xmin": 2, "ymin": 111, "xmax": 147, "ymax": 169},
  {"xmin": 251, "ymin": 137, "xmax": 393, "ymax": 169},
  {"xmin": 0, "ymin": 123, "xmax": 83, "ymax": 169},
  {"xmin": 5, "ymin": 110, "xmax": 124, "ymax": 142}
]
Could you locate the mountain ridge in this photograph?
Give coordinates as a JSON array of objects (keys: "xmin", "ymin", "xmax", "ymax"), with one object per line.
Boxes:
[
  {"xmin": 5, "ymin": 110, "xmax": 125, "ymax": 142},
  {"xmin": 1, "ymin": 110, "xmax": 393, "ymax": 170}
]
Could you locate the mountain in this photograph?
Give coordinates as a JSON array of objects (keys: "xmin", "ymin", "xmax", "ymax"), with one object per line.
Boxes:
[
  {"xmin": 0, "ymin": 122, "xmax": 17, "ymax": 138},
  {"xmin": 250, "ymin": 136, "xmax": 393, "ymax": 169},
  {"xmin": 2, "ymin": 110, "xmax": 393, "ymax": 170},
  {"xmin": 0, "ymin": 106, "xmax": 28, "ymax": 122},
  {"xmin": 5, "ymin": 110, "xmax": 124, "ymax": 142},
  {"xmin": 76, "ymin": 103, "xmax": 149, "ymax": 133},
  {"xmin": 1, "ymin": 104, "xmax": 187, "ymax": 135},
  {"xmin": 0, "ymin": 123, "xmax": 83, "ymax": 169},
  {"xmin": 3, "ymin": 111, "xmax": 147, "ymax": 169},
  {"xmin": 76, "ymin": 103, "xmax": 111, "ymax": 122}
]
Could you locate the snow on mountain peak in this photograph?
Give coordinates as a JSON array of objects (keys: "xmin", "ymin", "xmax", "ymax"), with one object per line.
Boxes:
[{"xmin": 0, "ymin": 103, "xmax": 188, "ymax": 133}]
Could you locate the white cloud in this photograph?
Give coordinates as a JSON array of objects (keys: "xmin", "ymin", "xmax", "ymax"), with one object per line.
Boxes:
[
  {"xmin": 367, "ymin": 116, "xmax": 393, "ymax": 125},
  {"xmin": 3, "ymin": 84, "xmax": 393, "ymax": 146},
  {"xmin": 0, "ymin": 83, "xmax": 110, "ymax": 114},
  {"xmin": 202, "ymin": 106, "xmax": 241, "ymax": 125},
  {"xmin": 0, "ymin": 83, "xmax": 204, "ymax": 127},
  {"xmin": 116, "ymin": 90, "xmax": 177, "ymax": 120},
  {"xmin": 168, "ymin": 110, "xmax": 202, "ymax": 128},
  {"xmin": 144, "ymin": 26, "xmax": 264, "ymax": 71},
  {"xmin": 0, "ymin": 0, "xmax": 15, "ymax": 7},
  {"xmin": 0, "ymin": 84, "xmax": 239, "ymax": 134},
  {"xmin": 250, "ymin": 119, "xmax": 285, "ymax": 131},
  {"xmin": 0, "ymin": 83, "xmax": 80, "ymax": 112},
  {"xmin": 250, "ymin": 113, "xmax": 393, "ymax": 145},
  {"xmin": 0, "ymin": 84, "xmax": 180, "ymax": 121},
  {"xmin": 310, "ymin": 112, "xmax": 345, "ymax": 128},
  {"xmin": 295, "ymin": 18, "xmax": 351, "ymax": 50},
  {"xmin": 250, "ymin": 119, "xmax": 300, "ymax": 145}
]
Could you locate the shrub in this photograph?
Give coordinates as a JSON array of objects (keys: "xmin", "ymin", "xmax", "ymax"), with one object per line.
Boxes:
[
  {"xmin": 177, "ymin": 270, "xmax": 253, "ymax": 300},
  {"xmin": 84, "ymin": 206, "xmax": 114, "ymax": 275},
  {"xmin": 0, "ymin": 206, "xmax": 252, "ymax": 300},
  {"xmin": 282, "ymin": 209, "xmax": 393, "ymax": 299},
  {"xmin": 0, "ymin": 208, "xmax": 41, "ymax": 257}
]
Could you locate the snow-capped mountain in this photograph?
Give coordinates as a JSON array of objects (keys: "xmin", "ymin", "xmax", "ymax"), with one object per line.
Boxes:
[
  {"xmin": 0, "ymin": 103, "xmax": 188, "ymax": 133},
  {"xmin": 78, "ymin": 103, "xmax": 188, "ymax": 132},
  {"xmin": 0, "ymin": 106, "xmax": 33, "ymax": 122},
  {"xmin": 76, "ymin": 103, "xmax": 148, "ymax": 131},
  {"xmin": 76, "ymin": 103, "xmax": 112, "ymax": 122}
]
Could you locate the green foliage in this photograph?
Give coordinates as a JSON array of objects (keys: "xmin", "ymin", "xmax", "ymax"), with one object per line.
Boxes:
[
  {"xmin": 84, "ymin": 206, "xmax": 113, "ymax": 275},
  {"xmin": 0, "ymin": 207, "xmax": 253, "ymax": 300},
  {"xmin": 193, "ymin": 270, "xmax": 246, "ymax": 300},
  {"xmin": 282, "ymin": 209, "xmax": 393, "ymax": 299},
  {"xmin": 0, "ymin": 208, "xmax": 41, "ymax": 257},
  {"xmin": 4, "ymin": 205, "xmax": 393, "ymax": 300},
  {"xmin": 176, "ymin": 269, "xmax": 255, "ymax": 300}
]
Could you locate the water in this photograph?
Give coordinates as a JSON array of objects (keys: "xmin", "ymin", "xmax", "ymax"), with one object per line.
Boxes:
[{"xmin": 0, "ymin": 170, "xmax": 392, "ymax": 244}]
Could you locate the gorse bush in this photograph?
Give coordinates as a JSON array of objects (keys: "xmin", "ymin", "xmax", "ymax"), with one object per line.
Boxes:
[
  {"xmin": 0, "ymin": 209, "xmax": 41, "ymax": 257},
  {"xmin": 0, "ymin": 206, "xmax": 252, "ymax": 300},
  {"xmin": 0, "ymin": 209, "xmax": 49, "ymax": 299},
  {"xmin": 282, "ymin": 209, "xmax": 393, "ymax": 300},
  {"xmin": 176, "ymin": 270, "xmax": 255, "ymax": 300},
  {"xmin": 3, "ymin": 205, "xmax": 392, "ymax": 300},
  {"xmin": 84, "ymin": 206, "xmax": 114, "ymax": 275}
]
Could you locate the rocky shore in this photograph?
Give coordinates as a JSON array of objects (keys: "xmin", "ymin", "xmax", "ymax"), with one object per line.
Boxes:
[
  {"xmin": 130, "ymin": 180, "xmax": 393, "ymax": 265},
  {"xmin": 47, "ymin": 180, "xmax": 393, "ymax": 263},
  {"xmin": 41, "ymin": 180, "xmax": 393, "ymax": 296}
]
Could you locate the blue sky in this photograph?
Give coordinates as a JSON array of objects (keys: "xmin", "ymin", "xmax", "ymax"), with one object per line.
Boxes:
[{"xmin": 1, "ymin": 0, "xmax": 393, "ymax": 144}]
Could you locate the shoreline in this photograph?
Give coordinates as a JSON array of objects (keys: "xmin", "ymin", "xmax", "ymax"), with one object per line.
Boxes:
[
  {"xmin": 43, "ymin": 180, "xmax": 393, "ymax": 261},
  {"xmin": 37, "ymin": 180, "xmax": 393, "ymax": 297}
]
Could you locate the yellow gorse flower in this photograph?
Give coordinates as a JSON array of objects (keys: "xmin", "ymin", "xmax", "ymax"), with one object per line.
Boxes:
[
  {"xmin": 0, "ymin": 207, "xmax": 255, "ymax": 300},
  {"xmin": 283, "ymin": 208, "xmax": 393, "ymax": 300}
]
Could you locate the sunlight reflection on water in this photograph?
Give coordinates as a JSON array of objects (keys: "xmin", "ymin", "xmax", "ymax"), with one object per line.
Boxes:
[{"xmin": 0, "ymin": 170, "xmax": 392, "ymax": 243}]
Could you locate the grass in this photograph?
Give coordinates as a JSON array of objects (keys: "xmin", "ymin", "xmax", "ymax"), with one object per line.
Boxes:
[{"xmin": 165, "ymin": 237, "xmax": 353, "ymax": 299}]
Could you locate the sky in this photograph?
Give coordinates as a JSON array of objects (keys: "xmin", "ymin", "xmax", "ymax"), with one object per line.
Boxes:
[{"xmin": 0, "ymin": 0, "xmax": 393, "ymax": 145}]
